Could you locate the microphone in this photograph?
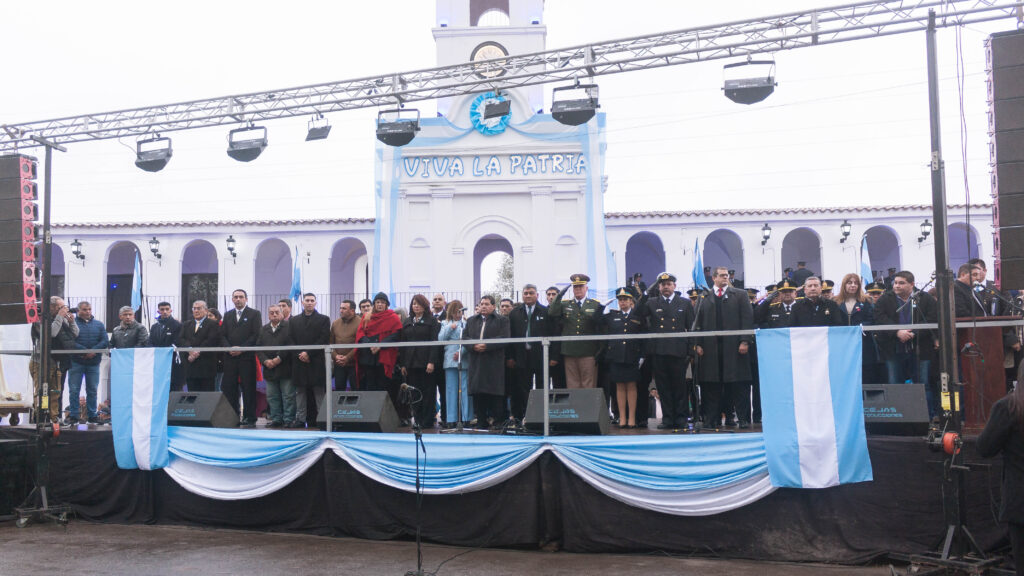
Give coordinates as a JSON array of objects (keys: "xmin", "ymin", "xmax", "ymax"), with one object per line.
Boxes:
[{"xmin": 973, "ymin": 282, "xmax": 986, "ymax": 293}]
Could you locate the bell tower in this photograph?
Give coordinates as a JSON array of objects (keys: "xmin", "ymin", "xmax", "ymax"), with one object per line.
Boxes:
[{"xmin": 432, "ymin": 0, "xmax": 546, "ymax": 119}]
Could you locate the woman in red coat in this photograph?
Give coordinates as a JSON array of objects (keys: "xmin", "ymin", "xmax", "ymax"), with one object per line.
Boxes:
[{"xmin": 356, "ymin": 292, "xmax": 404, "ymax": 418}]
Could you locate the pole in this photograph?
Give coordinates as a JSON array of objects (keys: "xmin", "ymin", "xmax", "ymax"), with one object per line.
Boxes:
[
  {"xmin": 38, "ymin": 146, "xmax": 53, "ymax": 428},
  {"xmin": 324, "ymin": 347, "xmax": 333, "ymax": 432},
  {"xmin": 541, "ymin": 339, "xmax": 550, "ymax": 436}
]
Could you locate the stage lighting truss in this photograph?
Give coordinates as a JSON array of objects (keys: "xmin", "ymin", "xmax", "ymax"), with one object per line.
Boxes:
[
  {"xmin": 551, "ymin": 82, "xmax": 600, "ymax": 126},
  {"xmin": 134, "ymin": 135, "xmax": 172, "ymax": 172},
  {"xmin": 306, "ymin": 114, "xmax": 332, "ymax": 141},
  {"xmin": 227, "ymin": 124, "xmax": 268, "ymax": 162},
  {"xmin": 723, "ymin": 57, "xmax": 777, "ymax": 105},
  {"xmin": 376, "ymin": 108, "xmax": 420, "ymax": 147}
]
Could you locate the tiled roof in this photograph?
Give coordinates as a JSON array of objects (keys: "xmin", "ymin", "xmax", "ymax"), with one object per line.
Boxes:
[
  {"xmin": 53, "ymin": 217, "xmax": 375, "ymax": 228},
  {"xmin": 604, "ymin": 203, "xmax": 992, "ymax": 219}
]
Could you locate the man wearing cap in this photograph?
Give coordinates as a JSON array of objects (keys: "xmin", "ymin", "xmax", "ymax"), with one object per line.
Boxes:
[
  {"xmin": 821, "ymin": 280, "xmax": 835, "ymax": 299},
  {"xmin": 694, "ymin": 266, "xmax": 754, "ymax": 429},
  {"xmin": 548, "ymin": 274, "xmax": 604, "ymax": 388},
  {"xmin": 637, "ymin": 272, "xmax": 695, "ymax": 429},
  {"xmin": 865, "ymin": 281, "xmax": 885, "ymax": 305},
  {"xmin": 600, "ymin": 287, "xmax": 646, "ymax": 428},
  {"xmin": 755, "ymin": 279, "xmax": 798, "ymax": 329},
  {"xmin": 746, "ymin": 288, "xmax": 759, "ymax": 305},
  {"xmin": 791, "ymin": 277, "xmax": 842, "ymax": 327}
]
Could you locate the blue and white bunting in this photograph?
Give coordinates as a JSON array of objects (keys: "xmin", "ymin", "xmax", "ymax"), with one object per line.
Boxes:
[
  {"xmin": 111, "ymin": 347, "xmax": 172, "ymax": 470},
  {"xmin": 755, "ymin": 326, "xmax": 873, "ymax": 488}
]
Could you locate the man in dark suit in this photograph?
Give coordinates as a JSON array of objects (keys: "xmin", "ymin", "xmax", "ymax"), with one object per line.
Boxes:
[
  {"xmin": 221, "ymin": 289, "xmax": 262, "ymax": 427},
  {"xmin": 695, "ymin": 266, "xmax": 755, "ymax": 429},
  {"xmin": 290, "ymin": 293, "xmax": 331, "ymax": 427},
  {"xmin": 874, "ymin": 270, "xmax": 939, "ymax": 416},
  {"xmin": 791, "ymin": 277, "xmax": 842, "ymax": 327},
  {"xmin": 637, "ymin": 272, "xmax": 695, "ymax": 430},
  {"xmin": 954, "ymin": 263, "xmax": 987, "ymax": 318},
  {"xmin": 506, "ymin": 284, "xmax": 553, "ymax": 424},
  {"xmin": 754, "ymin": 279, "xmax": 798, "ymax": 328},
  {"xmin": 180, "ymin": 300, "xmax": 221, "ymax": 392}
]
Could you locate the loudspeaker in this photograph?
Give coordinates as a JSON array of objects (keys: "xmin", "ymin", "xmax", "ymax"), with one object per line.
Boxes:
[
  {"xmin": 315, "ymin": 391, "xmax": 400, "ymax": 432},
  {"xmin": 524, "ymin": 388, "xmax": 610, "ymax": 435},
  {"xmin": 0, "ymin": 198, "xmax": 37, "ymax": 222},
  {"xmin": 988, "ymin": 30, "xmax": 1024, "ymax": 289},
  {"xmin": 167, "ymin": 392, "xmax": 239, "ymax": 428},
  {"xmin": 862, "ymin": 384, "xmax": 930, "ymax": 435},
  {"xmin": 0, "ymin": 240, "xmax": 36, "ymax": 263},
  {"xmin": 0, "ymin": 155, "xmax": 36, "ymax": 180}
]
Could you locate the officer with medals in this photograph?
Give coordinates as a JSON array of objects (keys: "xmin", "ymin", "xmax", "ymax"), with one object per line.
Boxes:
[
  {"xmin": 791, "ymin": 276, "xmax": 843, "ymax": 327},
  {"xmin": 637, "ymin": 272, "xmax": 695, "ymax": 430},
  {"xmin": 600, "ymin": 287, "xmax": 646, "ymax": 428},
  {"xmin": 548, "ymin": 273, "xmax": 604, "ymax": 388},
  {"xmin": 755, "ymin": 279, "xmax": 798, "ymax": 329}
]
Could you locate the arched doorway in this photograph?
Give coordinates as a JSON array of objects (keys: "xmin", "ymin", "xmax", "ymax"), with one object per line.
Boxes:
[
  {"xmin": 704, "ymin": 229, "xmax": 745, "ymax": 288},
  {"xmin": 948, "ymin": 222, "xmax": 981, "ymax": 272},
  {"xmin": 474, "ymin": 235, "xmax": 513, "ymax": 302},
  {"xmin": 50, "ymin": 244, "xmax": 66, "ymax": 299},
  {"xmin": 181, "ymin": 240, "xmax": 218, "ymax": 316},
  {"xmin": 781, "ymin": 228, "xmax": 822, "ymax": 281},
  {"xmin": 863, "ymin": 226, "xmax": 901, "ymax": 282},
  {"xmin": 254, "ymin": 238, "xmax": 293, "ymax": 314},
  {"xmin": 329, "ymin": 238, "xmax": 369, "ymax": 315},
  {"xmin": 105, "ymin": 241, "xmax": 140, "ymax": 327},
  {"xmin": 625, "ymin": 232, "xmax": 665, "ymax": 290}
]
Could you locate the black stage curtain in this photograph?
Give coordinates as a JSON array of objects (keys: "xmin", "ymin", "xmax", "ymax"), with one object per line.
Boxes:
[{"xmin": 0, "ymin": 428, "xmax": 1008, "ymax": 563}]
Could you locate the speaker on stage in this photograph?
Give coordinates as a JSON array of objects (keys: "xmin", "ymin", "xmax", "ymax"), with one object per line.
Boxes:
[
  {"xmin": 167, "ymin": 392, "xmax": 239, "ymax": 428},
  {"xmin": 524, "ymin": 388, "xmax": 610, "ymax": 435},
  {"xmin": 988, "ymin": 29, "xmax": 1024, "ymax": 288},
  {"xmin": 315, "ymin": 391, "xmax": 400, "ymax": 432},
  {"xmin": 862, "ymin": 384, "xmax": 930, "ymax": 435},
  {"xmin": 0, "ymin": 154, "xmax": 39, "ymax": 326}
]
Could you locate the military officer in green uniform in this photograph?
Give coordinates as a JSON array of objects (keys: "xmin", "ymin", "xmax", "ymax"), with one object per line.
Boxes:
[{"xmin": 548, "ymin": 273, "xmax": 604, "ymax": 388}]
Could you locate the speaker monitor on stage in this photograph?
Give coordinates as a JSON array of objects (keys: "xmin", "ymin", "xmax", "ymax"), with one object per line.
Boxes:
[
  {"xmin": 862, "ymin": 384, "xmax": 930, "ymax": 435},
  {"xmin": 167, "ymin": 392, "xmax": 239, "ymax": 428},
  {"xmin": 315, "ymin": 391, "xmax": 400, "ymax": 433},
  {"xmin": 524, "ymin": 388, "xmax": 610, "ymax": 435}
]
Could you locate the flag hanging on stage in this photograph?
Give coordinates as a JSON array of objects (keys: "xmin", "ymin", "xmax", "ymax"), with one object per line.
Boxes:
[
  {"xmin": 130, "ymin": 249, "xmax": 143, "ymax": 311},
  {"xmin": 755, "ymin": 326, "xmax": 873, "ymax": 488},
  {"xmin": 692, "ymin": 238, "xmax": 709, "ymax": 291},
  {"xmin": 860, "ymin": 236, "xmax": 873, "ymax": 287},
  {"xmin": 111, "ymin": 347, "xmax": 172, "ymax": 470}
]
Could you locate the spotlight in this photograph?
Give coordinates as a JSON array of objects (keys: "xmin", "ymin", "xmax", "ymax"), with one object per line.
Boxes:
[
  {"xmin": 134, "ymin": 135, "xmax": 172, "ymax": 172},
  {"xmin": 551, "ymin": 82, "xmax": 600, "ymax": 126},
  {"xmin": 306, "ymin": 114, "xmax": 332, "ymax": 141},
  {"xmin": 723, "ymin": 57, "xmax": 777, "ymax": 105},
  {"xmin": 227, "ymin": 124, "xmax": 268, "ymax": 162},
  {"xmin": 483, "ymin": 99, "xmax": 511, "ymax": 120},
  {"xmin": 376, "ymin": 108, "xmax": 420, "ymax": 147}
]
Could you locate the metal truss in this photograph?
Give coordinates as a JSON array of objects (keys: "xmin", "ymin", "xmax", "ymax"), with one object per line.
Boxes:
[{"xmin": 2, "ymin": 0, "xmax": 1021, "ymax": 152}]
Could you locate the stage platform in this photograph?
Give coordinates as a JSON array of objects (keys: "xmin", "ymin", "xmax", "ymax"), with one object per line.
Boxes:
[{"xmin": 0, "ymin": 425, "xmax": 1008, "ymax": 564}]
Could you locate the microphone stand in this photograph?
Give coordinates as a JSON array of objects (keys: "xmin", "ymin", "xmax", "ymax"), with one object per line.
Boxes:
[
  {"xmin": 688, "ymin": 290, "xmax": 709, "ymax": 433},
  {"xmin": 403, "ymin": 386, "xmax": 428, "ymax": 576}
]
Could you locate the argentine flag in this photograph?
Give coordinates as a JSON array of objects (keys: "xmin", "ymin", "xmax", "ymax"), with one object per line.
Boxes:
[
  {"xmin": 756, "ymin": 326, "xmax": 873, "ymax": 488},
  {"xmin": 111, "ymin": 348, "xmax": 172, "ymax": 470}
]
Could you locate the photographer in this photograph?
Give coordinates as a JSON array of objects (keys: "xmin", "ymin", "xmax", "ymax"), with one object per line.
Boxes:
[
  {"xmin": 30, "ymin": 297, "xmax": 79, "ymax": 425},
  {"xmin": 977, "ymin": 379, "xmax": 1024, "ymax": 576}
]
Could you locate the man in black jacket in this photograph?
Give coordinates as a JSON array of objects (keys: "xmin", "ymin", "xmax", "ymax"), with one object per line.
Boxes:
[
  {"xmin": 465, "ymin": 295, "xmax": 511, "ymax": 428},
  {"xmin": 290, "ymin": 293, "xmax": 331, "ymax": 427},
  {"xmin": 221, "ymin": 289, "xmax": 262, "ymax": 427},
  {"xmin": 791, "ymin": 277, "xmax": 842, "ymax": 327},
  {"xmin": 180, "ymin": 301, "xmax": 221, "ymax": 393},
  {"xmin": 506, "ymin": 284, "xmax": 553, "ymax": 424},
  {"xmin": 637, "ymin": 272, "xmax": 695, "ymax": 430},
  {"xmin": 874, "ymin": 270, "xmax": 939, "ymax": 418},
  {"xmin": 257, "ymin": 304, "xmax": 294, "ymax": 428},
  {"xmin": 954, "ymin": 263, "xmax": 987, "ymax": 318},
  {"xmin": 149, "ymin": 301, "xmax": 185, "ymax": 391}
]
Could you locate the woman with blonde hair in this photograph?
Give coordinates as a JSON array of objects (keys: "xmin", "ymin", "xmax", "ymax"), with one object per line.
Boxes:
[
  {"xmin": 438, "ymin": 300, "xmax": 473, "ymax": 427},
  {"xmin": 834, "ymin": 272, "xmax": 880, "ymax": 383}
]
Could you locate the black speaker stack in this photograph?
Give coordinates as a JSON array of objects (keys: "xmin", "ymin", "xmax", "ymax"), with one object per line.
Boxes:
[
  {"xmin": 989, "ymin": 29, "xmax": 1024, "ymax": 289},
  {"xmin": 0, "ymin": 154, "xmax": 40, "ymax": 325}
]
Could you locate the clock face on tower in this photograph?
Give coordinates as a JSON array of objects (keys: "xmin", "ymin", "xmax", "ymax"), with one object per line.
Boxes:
[{"xmin": 470, "ymin": 41, "xmax": 508, "ymax": 79}]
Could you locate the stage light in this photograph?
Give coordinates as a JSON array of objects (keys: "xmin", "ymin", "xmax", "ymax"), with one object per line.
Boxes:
[
  {"xmin": 306, "ymin": 114, "xmax": 332, "ymax": 141},
  {"xmin": 839, "ymin": 220, "xmax": 852, "ymax": 243},
  {"xmin": 376, "ymin": 108, "xmax": 420, "ymax": 147},
  {"xmin": 226, "ymin": 235, "xmax": 237, "ymax": 262},
  {"xmin": 134, "ymin": 135, "xmax": 172, "ymax": 172},
  {"xmin": 919, "ymin": 219, "xmax": 932, "ymax": 243},
  {"xmin": 483, "ymin": 99, "xmax": 511, "ymax": 120},
  {"xmin": 227, "ymin": 124, "xmax": 267, "ymax": 162},
  {"xmin": 723, "ymin": 57, "xmax": 777, "ymax": 105},
  {"xmin": 149, "ymin": 237, "xmax": 161, "ymax": 260},
  {"xmin": 761, "ymin": 223, "xmax": 772, "ymax": 246},
  {"xmin": 551, "ymin": 82, "xmax": 600, "ymax": 126},
  {"xmin": 70, "ymin": 239, "xmax": 84, "ymax": 261}
]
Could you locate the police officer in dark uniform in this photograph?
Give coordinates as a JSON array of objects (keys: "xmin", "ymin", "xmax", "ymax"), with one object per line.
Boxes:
[
  {"xmin": 791, "ymin": 276, "xmax": 843, "ymax": 327},
  {"xmin": 548, "ymin": 273, "xmax": 604, "ymax": 388},
  {"xmin": 600, "ymin": 287, "xmax": 646, "ymax": 428},
  {"xmin": 821, "ymin": 279, "xmax": 835, "ymax": 300},
  {"xmin": 637, "ymin": 272, "xmax": 695, "ymax": 430},
  {"xmin": 755, "ymin": 279, "xmax": 798, "ymax": 328}
]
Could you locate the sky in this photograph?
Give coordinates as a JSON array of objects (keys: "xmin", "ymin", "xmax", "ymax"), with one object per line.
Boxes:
[{"xmin": 0, "ymin": 1, "xmax": 1019, "ymax": 224}]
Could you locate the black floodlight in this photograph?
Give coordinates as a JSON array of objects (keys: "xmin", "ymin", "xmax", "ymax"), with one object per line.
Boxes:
[
  {"xmin": 134, "ymin": 135, "xmax": 173, "ymax": 172},
  {"xmin": 723, "ymin": 58, "xmax": 777, "ymax": 105},
  {"xmin": 551, "ymin": 83, "xmax": 600, "ymax": 126},
  {"xmin": 227, "ymin": 124, "xmax": 268, "ymax": 162},
  {"xmin": 483, "ymin": 99, "xmax": 511, "ymax": 120},
  {"xmin": 376, "ymin": 108, "xmax": 420, "ymax": 147},
  {"xmin": 306, "ymin": 114, "xmax": 332, "ymax": 141}
]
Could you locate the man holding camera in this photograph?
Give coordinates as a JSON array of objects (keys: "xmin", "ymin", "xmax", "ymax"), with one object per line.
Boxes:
[{"xmin": 31, "ymin": 297, "xmax": 79, "ymax": 425}]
